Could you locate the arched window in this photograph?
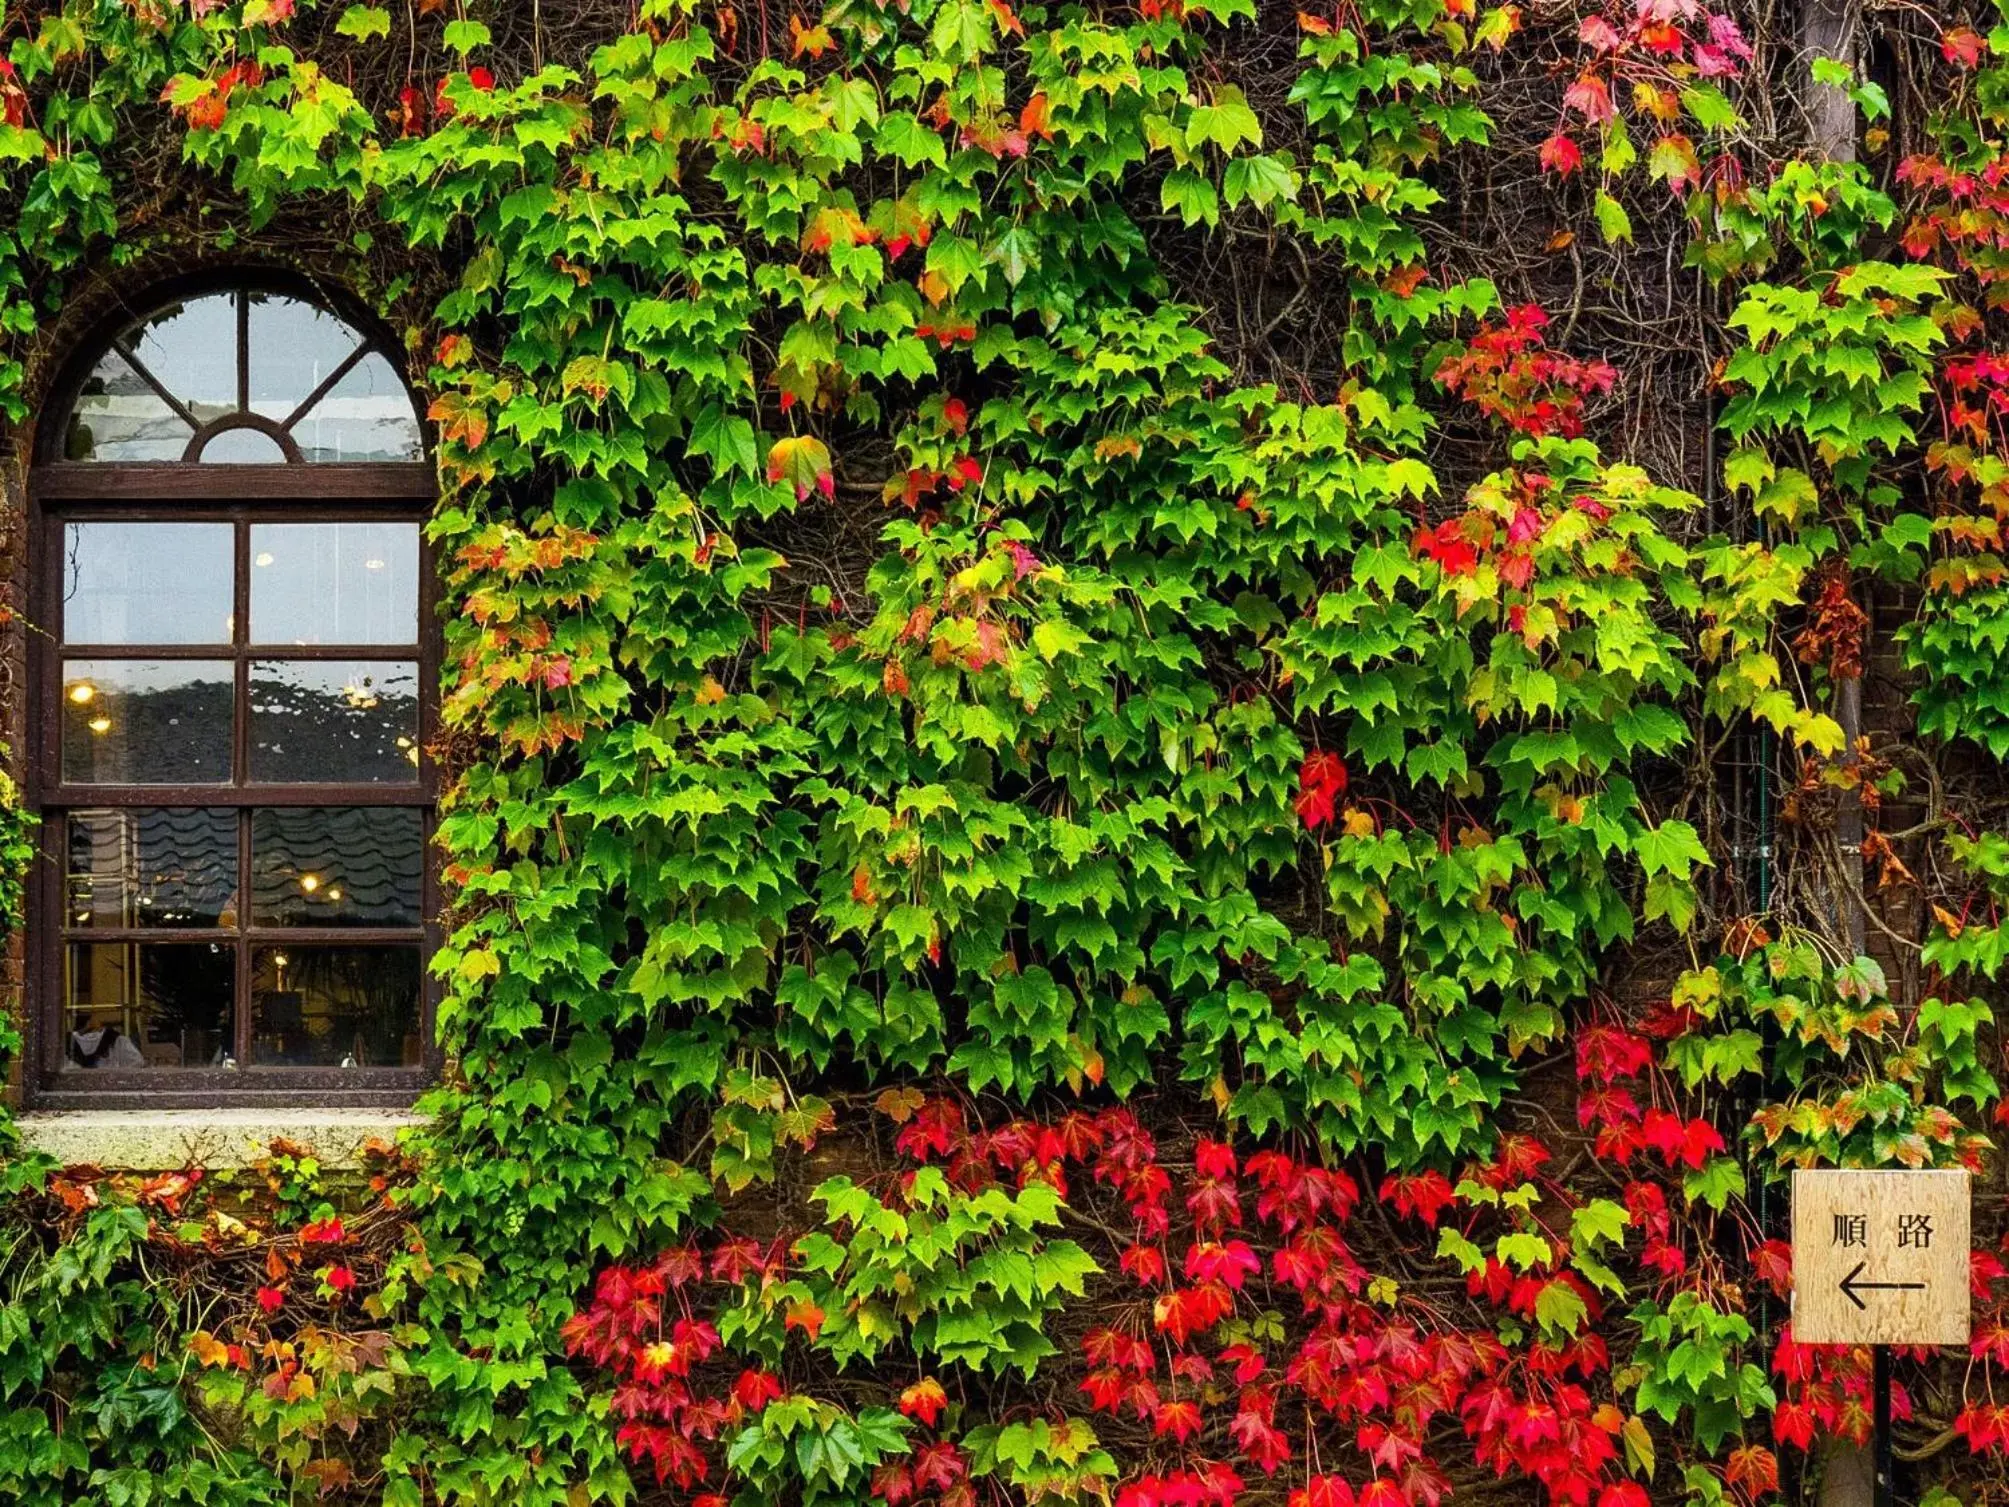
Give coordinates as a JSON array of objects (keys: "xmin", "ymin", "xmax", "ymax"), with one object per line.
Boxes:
[{"xmin": 27, "ymin": 278, "xmax": 436, "ymax": 1107}]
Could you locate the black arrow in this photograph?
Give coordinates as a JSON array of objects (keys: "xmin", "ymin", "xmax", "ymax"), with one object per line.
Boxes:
[{"xmin": 1839, "ymin": 1260, "xmax": 1928, "ymax": 1311}]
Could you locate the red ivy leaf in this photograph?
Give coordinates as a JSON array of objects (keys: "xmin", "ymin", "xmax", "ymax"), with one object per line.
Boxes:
[{"xmin": 899, "ymin": 1378, "xmax": 947, "ymax": 1427}]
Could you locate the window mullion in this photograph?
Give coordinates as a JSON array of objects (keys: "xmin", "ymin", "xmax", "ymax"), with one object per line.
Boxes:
[
  {"xmin": 233, "ymin": 518, "xmax": 252, "ymax": 1069},
  {"xmin": 234, "ymin": 806, "xmax": 252, "ymax": 1069}
]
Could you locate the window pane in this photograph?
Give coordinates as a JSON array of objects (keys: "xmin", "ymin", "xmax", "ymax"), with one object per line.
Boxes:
[
  {"xmin": 247, "ymin": 294, "xmax": 364, "ymax": 419},
  {"xmin": 252, "ymin": 807, "xmax": 423, "ymax": 927},
  {"xmin": 63, "ymin": 660, "xmax": 234, "ymax": 785},
  {"xmin": 251, "ymin": 945, "xmax": 421, "ymax": 1067},
  {"xmin": 67, "ymin": 809, "xmax": 237, "ymax": 929},
  {"xmin": 63, "ymin": 941, "xmax": 234, "ymax": 1070},
  {"xmin": 63, "ymin": 522, "xmax": 233, "ymax": 646},
  {"xmin": 65, "ymin": 348, "xmax": 193, "ymax": 461},
  {"xmin": 123, "ymin": 293, "xmax": 238, "ymax": 426},
  {"xmin": 249, "ymin": 660, "xmax": 419, "ymax": 783},
  {"xmin": 289, "ymin": 352, "xmax": 423, "ymax": 461},
  {"xmin": 251, "ymin": 523, "xmax": 420, "ymax": 645},
  {"xmin": 198, "ymin": 426, "xmax": 289, "ymax": 463}
]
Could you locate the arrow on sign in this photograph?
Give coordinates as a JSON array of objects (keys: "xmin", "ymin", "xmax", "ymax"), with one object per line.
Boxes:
[{"xmin": 1838, "ymin": 1260, "xmax": 1928, "ymax": 1311}]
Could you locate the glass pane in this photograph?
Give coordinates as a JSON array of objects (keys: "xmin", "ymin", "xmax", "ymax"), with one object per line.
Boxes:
[
  {"xmin": 252, "ymin": 808, "xmax": 423, "ymax": 927},
  {"xmin": 247, "ymin": 294, "xmax": 364, "ymax": 419},
  {"xmin": 198, "ymin": 425, "xmax": 288, "ymax": 463},
  {"xmin": 62, "ymin": 660, "xmax": 234, "ymax": 785},
  {"xmin": 63, "ymin": 941, "xmax": 234, "ymax": 1070},
  {"xmin": 251, "ymin": 523, "xmax": 420, "ymax": 645},
  {"xmin": 251, "ymin": 945, "xmax": 421, "ymax": 1067},
  {"xmin": 122, "ymin": 293, "xmax": 238, "ymax": 427},
  {"xmin": 65, "ymin": 348, "xmax": 193, "ymax": 461},
  {"xmin": 67, "ymin": 809, "xmax": 237, "ymax": 929},
  {"xmin": 62, "ymin": 522, "xmax": 233, "ymax": 646},
  {"xmin": 289, "ymin": 352, "xmax": 423, "ymax": 461},
  {"xmin": 249, "ymin": 660, "xmax": 419, "ymax": 784}
]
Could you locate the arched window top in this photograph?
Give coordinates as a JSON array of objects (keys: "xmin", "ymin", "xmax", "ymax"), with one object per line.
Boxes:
[{"xmin": 59, "ymin": 288, "xmax": 422, "ymax": 464}]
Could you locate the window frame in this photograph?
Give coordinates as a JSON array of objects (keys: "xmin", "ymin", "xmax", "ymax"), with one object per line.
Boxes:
[{"xmin": 23, "ymin": 274, "xmax": 439, "ymax": 1109}]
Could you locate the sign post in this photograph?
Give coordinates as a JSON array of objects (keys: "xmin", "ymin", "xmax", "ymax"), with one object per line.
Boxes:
[{"xmin": 1791, "ymin": 1169, "xmax": 1971, "ymax": 1507}]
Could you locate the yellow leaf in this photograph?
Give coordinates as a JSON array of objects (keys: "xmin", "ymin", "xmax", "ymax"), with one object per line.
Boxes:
[{"xmin": 1622, "ymin": 1414, "xmax": 1656, "ymax": 1479}]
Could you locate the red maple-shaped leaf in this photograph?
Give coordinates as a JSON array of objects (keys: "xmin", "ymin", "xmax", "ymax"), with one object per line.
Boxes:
[
  {"xmin": 1152, "ymin": 1399, "xmax": 1204, "ymax": 1442},
  {"xmin": 1155, "ymin": 1284, "xmax": 1232, "ymax": 1346},
  {"xmin": 872, "ymin": 1463, "xmax": 915, "ymax": 1505},
  {"xmin": 1122, "ymin": 1243, "xmax": 1169, "ymax": 1286},
  {"xmin": 1193, "ymin": 1139, "xmax": 1238, "ymax": 1178},
  {"xmin": 1295, "ymin": 751, "xmax": 1349, "ymax": 829},
  {"xmin": 1379, "ymin": 1170, "xmax": 1457, "ymax": 1227},
  {"xmin": 1413, "ymin": 518, "xmax": 1479, "ymax": 576},
  {"xmin": 911, "ymin": 1442, "xmax": 967, "ymax": 1491},
  {"xmin": 1186, "ymin": 1174, "xmax": 1243, "ymax": 1234},
  {"xmin": 1576, "ymin": 1083, "xmax": 1642, "ymax": 1130},
  {"xmin": 1218, "ymin": 1343, "xmax": 1267, "ymax": 1385},
  {"xmin": 1726, "ymin": 1444, "xmax": 1779, "ymax": 1496},
  {"xmin": 899, "ymin": 1378, "xmax": 947, "ymax": 1426},
  {"xmin": 1751, "ymin": 1238, "xmax": 1793, "ymax": 1298},
  {"xmin": 1574, "ymin": 1025, "xmax": 1653, "ymax": 1082},
  {"xmin": 1943, "ymin": 26, "xmax": 1986, "ymax": 68},
  {"xmin": 1080, "ymin": 1368, "xmax": 1126, "ymax": 1414},
  {"xmin": 1085, "ymin": 1327, "xmax": 1155, "ymax": 1372},
  {"xmin": 732, "ymin": 1369, "xmax": 783, "ymax": 1411},
  {"xmin": 1288, "ymin": 1476, "xmax": 1357, "ymax": 1507},
  {"xmin": 1186, "ymin": 1240, "xmax": 1261, "ymax": 1291},
  {"xmin": 1539, "ymin": 133, "xmax": 1582, "ymax": 176},
  {"xmin": 1773, "ymin": 1399, "xmax": 1817, "ymax": 1450},
  {"xmin": 1229, "ymin": 1407, "xmax": 1292, "ymax": 1473}
]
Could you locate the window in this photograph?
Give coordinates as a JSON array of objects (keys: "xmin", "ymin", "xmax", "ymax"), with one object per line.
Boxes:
[{"xmin": 27, "ymin": 279, "xmax": 435, "ymax": 1106}]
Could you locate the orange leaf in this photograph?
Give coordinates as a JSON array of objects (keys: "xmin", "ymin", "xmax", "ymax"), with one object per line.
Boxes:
[
  {"xmin": 876, "ymin": 1087, "xmax": 926, "ymax": 1122},
  {"xmin": 784, "ymin": 1299, "xmax": 826, "ymax": 1340},
  {"xmin": 789, "ymin": 15, "xmax": 834, "ymax": 56},
  {"xmin": 1019, "ymin": 92, "xmax": 1051, "ymax": 140}
]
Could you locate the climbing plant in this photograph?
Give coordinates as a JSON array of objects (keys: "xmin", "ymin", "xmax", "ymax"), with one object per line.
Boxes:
[{"xmin": 0, "ymin": 2, "xmax": 2001, "ymax": 1507}]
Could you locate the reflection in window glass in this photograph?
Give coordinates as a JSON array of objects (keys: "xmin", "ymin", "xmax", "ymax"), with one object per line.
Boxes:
[
  {"xmin": 63, "ymin": 941, "xmax": 234, "ymax": 1070},
  {"xmin": 63, "ymin": 522, "xmax": 233, "ymax": 645},
  {"xmin": 123, "ymin": 294, "xmax": 238, "ymax": 425},
  {"xmin": 290, "ymin": 351, "xmax": 424, "ymax": 461},
  {"xmin": 249, "ymin": 660, "xmax": 419, "ymax": 783},
  {"xmin": 252, "ymin": 807, "xmax": 423, "ymax": 927},
  {"xmin": 65, "ymin": 348, "xmax": 192, "ymax": 461},
  {"xmin": 67, "ymin": 808, "xmax": 237, "ymax": 929},
  {"xmin": 198, "ymin": 426, "xmax": 290, "ymax": 463},
  {"xmin": 251, "ymin": 523, "xmax": 420, "ymax": 644},
  {"xmin": 247, "ymin": 294, "xmax": 364, "ymax": 417},
  {"xmin": 62, "ymin": 660, "xmax": 233, "ymax": 785},
  {"xmin": 251, "ymin": 945, "xmax": 421, "ymax": 1067},
  {"xmin": 60, "ymin": 287, "xmax": 422, "ymax": 466}
]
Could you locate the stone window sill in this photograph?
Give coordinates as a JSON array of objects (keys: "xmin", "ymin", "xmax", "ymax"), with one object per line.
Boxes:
[{"xmin": 13, "ymin": 1107, "xmax": 423, "ymax": 1170}]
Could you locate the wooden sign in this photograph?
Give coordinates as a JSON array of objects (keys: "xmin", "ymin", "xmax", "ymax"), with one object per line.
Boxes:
[{"xmin": 1791, "ymin": 1168, "xmax": 1970, "ymax": 1346}]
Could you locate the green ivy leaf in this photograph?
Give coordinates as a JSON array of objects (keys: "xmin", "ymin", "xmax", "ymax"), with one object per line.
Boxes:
[{"xmin": 335, "ymin": 4, "xmax": 391, "ymax": 40}]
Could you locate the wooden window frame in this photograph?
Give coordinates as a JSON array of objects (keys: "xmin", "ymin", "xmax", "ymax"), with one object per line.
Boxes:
[{"xmin": 23, "ymin": 279, "xmax": 439, "ymax": 1110}]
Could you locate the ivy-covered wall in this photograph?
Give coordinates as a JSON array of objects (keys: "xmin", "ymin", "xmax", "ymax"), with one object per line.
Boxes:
[{"xmin": 0, "ymin": 1, "xmax": 2006, "ymax": 1505}]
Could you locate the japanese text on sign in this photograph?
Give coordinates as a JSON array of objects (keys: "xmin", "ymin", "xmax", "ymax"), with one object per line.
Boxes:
[{"xmin": 1791, "ymin": 1168, "xmax": 1969, "ymax": 1347}]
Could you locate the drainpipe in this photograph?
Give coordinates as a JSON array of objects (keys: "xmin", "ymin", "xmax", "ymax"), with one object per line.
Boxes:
[{"xmin": 1799, "ymin": 3, "xmax": 1872, "ymax": 1503}]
